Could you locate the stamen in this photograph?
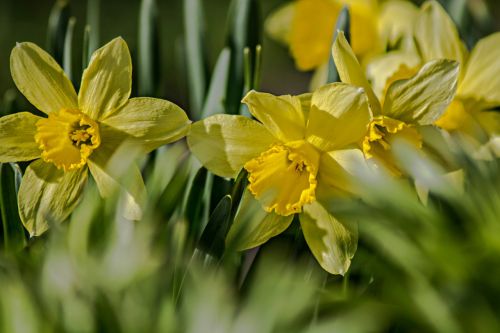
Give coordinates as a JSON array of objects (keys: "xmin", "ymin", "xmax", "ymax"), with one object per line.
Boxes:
[
  {"xmin": 244, "ymin": 141, "xmax": 320, "ymax": 216},
  {"xmin": 35, "ymin": 109, "xmax": 101, "ymax": 171},
  {"xmin": 363, "ymin": 115, "xmax": 422, "ymax": 175}
]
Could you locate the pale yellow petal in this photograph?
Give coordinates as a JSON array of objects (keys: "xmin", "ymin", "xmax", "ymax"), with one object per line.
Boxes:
[
  {"xmin": 458, "ymin": 32, "xmax": 500, "ymax": 108},
  {"xmin": 307, "ymin": 83, "xmax": 371, "ymax": 151},
  {"xmin": 332, "ymin": 31, "xmax": 381, "ymax": 114},
  {"xmin": 10, "ymin": 42, "xmax": 77, "ymax": 114},
  {"xmin": 378, "ymin": 0, "xmax": 418, "ymax": 47},
  {"xmin": 299, "ymin": 201, "xmax": 357, "ymax": 275},
  {"xmin": 344, "ymin": 0, "xmax": 380, "ymax": 56},
  {"xmin": 88, "ymin": 147, "xmax": 146, "ymax": 221},
  {"xmin": 383, "ymin": 59, "xmax": 459, "ymax": 125},
  {"xmin": 265, "ymin": 2, "xmax": 295, "ymax": 45},
  {"xmin": 101, "ymin": 97, "xmax": 190, "ymax": 153},
  {"xmin": 242, "ymin": 90, "xmax": 306, "ymax": 142},
  {"xmin": 226, "ymin": 189, "xmax": 293, "ymax": 250},
  {"xmin": 366, "ymin": 50, "xmax": 421, "ymax": 99},
  {"xmin": 0, "ymin": 112, "xmax": 41, "ymax": 162},
  {"xmin": 18, "ymin": 160, "xmax": 87, "ymax": 236},
  {"xmin": 309, "ymin": 62, "xmax": 328, "ymax": 91},
  {"xmin": 317, "ymin": 148, "xmax": 367, "ymax": 200},
  {"xmin": 79, "ymin": 37, "xmax": 132, "ymax": 120},
  {"xmin": 187, "ymin": 115, "xmax": 277, "ymax": 178},
  {"xmin": 290, "ymin": 0, "xmax": 341, "ymax": 71},
  {"xmin": 415, "ymin": 1, "xmax": 466, "ymax": 65}
]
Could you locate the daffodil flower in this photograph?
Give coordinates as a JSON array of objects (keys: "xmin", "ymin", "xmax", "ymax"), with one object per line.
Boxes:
[
  {"xmin": 369, "ymin": 1, "xmax": 500, "ymax": 140},
  {"xmin": 333, "ymin": 31, "xmax": 459, "ymax": 175},
  {"xmin": 188, "ymin": 83, "xmax": 371, "ymax": 274},
  {"xmin": 265, "ymin": 0, "xmax": 417, "ymax": 73},
  {"xmin": 0, "ymin": 37, "xmax": 190, "ymax": 236},
  {"xmin": 415, "ymin": 0, "xmax": 500, "ymax": 139}
]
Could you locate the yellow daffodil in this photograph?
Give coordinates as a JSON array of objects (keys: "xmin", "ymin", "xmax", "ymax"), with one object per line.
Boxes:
[
  {"xmin": 266, "ymin": 0, "xmax": 418, "ymax": 73},
  {"xmin": 333, "ymin": 31, "xmax": 459, "ymax": 175},
  {"xmin": 414, "ymin": 1, "xmax": 500, "ymax": 138},
  {"xmin": 368, "ymin": 1, "xmax": 500, "ymax": 141},
  {"xmin": 188, "ymin": 83, "xmax": 371, "ymax": 274},
  {"xmin": 0, "ymin": 37, "xmax": 190, "ymax": 236}
]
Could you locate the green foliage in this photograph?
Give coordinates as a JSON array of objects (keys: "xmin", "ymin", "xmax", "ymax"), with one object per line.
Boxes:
[{"xmin": 1, "ymin": 1, "xmax": 500, "ymax": 332}]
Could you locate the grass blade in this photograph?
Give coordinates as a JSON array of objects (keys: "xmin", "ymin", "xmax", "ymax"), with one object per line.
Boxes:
[{"xmin": 184, "ymin": 0, "xmax": 208, "ymax": 119}]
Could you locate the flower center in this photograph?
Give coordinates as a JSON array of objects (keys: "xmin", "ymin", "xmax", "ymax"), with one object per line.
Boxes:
[
  {"xmin": 362, "ymin": 115, "xmax": 422, "ymax": 175},
  {"xmin": 244, "ymin": 140, "xmax": 320, "ymax": 216},
  {"xmin": 35, "ymin": 109, "xmax": 101, "ymax": 171}
]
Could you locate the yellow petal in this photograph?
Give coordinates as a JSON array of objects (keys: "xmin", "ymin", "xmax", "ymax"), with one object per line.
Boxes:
[
  {"xmin": 458, "ymin": 32, "xmax": 500, "ymax": 108},
  {"xmin": 290, "ymin": 0, "xmax": 379, "ymax": 71},
  {"xmin": 290, "ymin": 0, "xmax": 341, "ymax": 71},
  {"xmin": 366, "ymin": 49, "xmax": 421, "ymax": 99},
  {"xmin": 102, "ymin": 97, "xmax": 190, "ymax": 153},
  {"xmin": 265, "ymin": 2, "xmax": 295, "ymax": 45},
  {"xmin": 226, "ymin": 189, "xmax": 294, "ymax": 250},
  {"xmin": 18, "ymin": 160, "xmax": 88, "ymax": 236},
  {"xmin": 378, "ymin": 0, "xmax": 418, "ymax": 47},
  {"xmin": 79, "ymin": 37, "xmax": 132, "ymax": 120},
  {"xmin": 10, "ymin": 42, "xmax": 78, "ymax": 114},
  {"xmin": 316, "ymin": 148, "xmax": 366, "ymax": 200},
  {"xmin": 332, "ymin": 31, "xmax": 381, "ymax": 114},
  {"xmin": 242, "ymin": 90, "xmax": 306, "ymax": 142},
  {"xmin": 307, "ymin": 83, "xmax": 371, "ymax": 151},
  {"xmin": 383, "ymin": 59, "xmax": 459, "ymax": 125},
  {"xmin": 299, "ymin": 201, "xmax": 357, "ymax": 275},
  {"xmin": 187, "ymin": 115, "xmax": 276, "ymax": 178},
  {"xmin": 309, "ymin": 62, "xmax": 328, "ymax": 91},
  {"xmin": 88, "ymin": 147, "xmax": 146, "ymax": 221},
  {"xmin": 344, "ymin": 0, "xmax": 380, "ymax": 56},
  {"xmin": 0, "ymin": 112, "xmax": 41, "ymax": 162},
  {"xmin": 415, "ymin": 1, "xmax": 466, "ymax": 65}
]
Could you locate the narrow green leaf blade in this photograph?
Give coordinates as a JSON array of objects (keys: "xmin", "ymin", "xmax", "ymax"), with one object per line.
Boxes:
[
  {"xmin": 47, "ymin": 0, "xmax": 70, "ymax": 65},
  {"xmin": 63, "ymin": 17, "xmax": 76, "ymax": 83},
  {"xmin": 198, "ymin": 194, "xmax": 232, "ymax": 258},
  {"xmin": 327, "ymin": 6, "xmax": 350, "ymax": 84},
  {"xmin": 201, "ymin": 47, "xmax": 231, "ymax": 118},
  {"xmin": 138, "ymin": 0, "xmax": 160, "ymax": 96},
  {"xmin": 185, "ymin": 167, "xmax": 208, "ymax": 241},
  {"xmin": 86, "ymin": 0, "xmax": 100, "ymax": 55},
  {"xmin": 0, "ymin": 163, "xmax": 26, "ymax": 252},
  {"xmin": 184, "ymin": 0, "xmax": 208, "ymax": 119},
  {"xmin": 225, "ymin": 0, "xmax": 261, "ymax": 115}
]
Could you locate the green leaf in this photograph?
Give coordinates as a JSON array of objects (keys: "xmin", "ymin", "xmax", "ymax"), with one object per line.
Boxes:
[
  {"xmin": 63, "ymin": 17, "xmax": 76, "ymax": 83},
  {"xmin": 198, "ymin": 194, "xmax": 232, "ymax": 258},
  {"xmin": 0, "ymin": 163, "xmax": 26, "ymax": 252},
  {"xmin": 82, "ymin": 25, "xmax": 91, "ymax": 70},
  {"xmin": 184, "ymin": 0, "xmax": 208, "ymax": 119},
  {"xmin": 225, "ymin": 0, "xmax": 261, "ymax": 115},
  {"xmin": 86, "ymin": 0, "xmax": 100, "ymax": 55},
  {"xmin": 226, "ymin": 189, "xmax": 293, "ymax": 251},
  {"xmin": 299, "ymin": 201, "xmax": 357, "ymax": 275},
  {"xmin": 156, "ymin": 155, "xmax": 192, "ymax": 222},
  {"xmin": 201, "ymin": 48, "xmax": 231, "ymax": 118},
  {"xmin": 230, "ymin": 168, "xmax": 248, "ymax": 219},
  {"xmin": 327, "ymin": 6, "xmax": 350, "ymax": 84},
  {"xmin": 47, "ymin": 0, "xmax": 70, "ymax": 65},
  {"xmin": 185, "ymin": 167, "xmax": 208, "ymax": 241},
  {"xmin": 138, "ymin": 0, "xmax": 160, "ymax": 96}
]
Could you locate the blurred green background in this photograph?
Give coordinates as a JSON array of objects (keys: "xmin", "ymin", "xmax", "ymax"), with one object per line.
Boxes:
[
  {"xmin": 0, "ymin": 0, "xmax": 311, "ymax": 113},
  {"xmin": 1, "ymin": 0, "xmax": 499, "ymax": 113}
]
